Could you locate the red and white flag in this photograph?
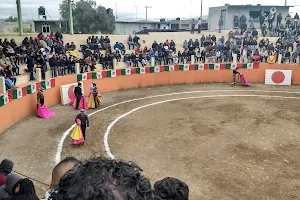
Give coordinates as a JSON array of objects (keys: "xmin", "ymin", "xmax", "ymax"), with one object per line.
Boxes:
[{"xmin": 265, "ymin": 70, "xmax": 292, "ymax": 85}]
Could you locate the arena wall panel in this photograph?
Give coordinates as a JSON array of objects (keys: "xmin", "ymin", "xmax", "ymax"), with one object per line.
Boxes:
[{"xmin": 1, "ymin": 63, "xmax": 300, "ymax": 133}]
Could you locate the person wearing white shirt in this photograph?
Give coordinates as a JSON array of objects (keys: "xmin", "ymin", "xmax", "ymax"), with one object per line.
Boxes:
[{"xmin": 197, "ymin": 18, "xmax": 202, "ymax": 33}]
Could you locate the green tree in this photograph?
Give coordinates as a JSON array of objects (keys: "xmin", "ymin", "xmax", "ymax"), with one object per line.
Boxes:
[
  {"xmin": 4, "ymin": 16, "xmax": 18, "ymax": 22},
  {"xmin": 59, "ymin": 0, "xmax": 115, "ymax": 34}
]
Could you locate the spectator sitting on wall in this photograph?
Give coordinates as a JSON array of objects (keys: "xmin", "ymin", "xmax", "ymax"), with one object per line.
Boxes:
[
  {"xmin": 128, "ymin": 35, "xmax": 134, "ymax": 50},
  {"xmin": 104, "ymin": 36, "xmax": 110, "ymax": 44}
]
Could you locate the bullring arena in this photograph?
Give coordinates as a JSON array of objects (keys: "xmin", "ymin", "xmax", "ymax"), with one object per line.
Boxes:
[{"xmin": 1, "ymin": 32, "xmax": 300, "ymax": 199}]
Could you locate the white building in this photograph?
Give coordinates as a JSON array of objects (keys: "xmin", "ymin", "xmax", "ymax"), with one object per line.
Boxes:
[{"xmin": 208, "ymin": 4, "xmax": 292, "ymax": 30}]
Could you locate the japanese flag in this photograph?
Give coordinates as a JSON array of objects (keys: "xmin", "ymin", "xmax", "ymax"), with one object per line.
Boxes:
[{"xmin": 265, "ymin": 70, "xmax": 292, "ymax": 85}]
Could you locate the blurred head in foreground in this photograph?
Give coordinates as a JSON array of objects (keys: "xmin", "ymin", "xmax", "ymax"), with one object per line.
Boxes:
[
  {"xmin": 56, "ymin": 157, "xmax": 152, "ymax": 200},
  {"xmin": 153, "ymin": 177, "xmax": 189, "ymax": 200},
  {"xmin": 50, "ymin": 157, "xmax": 80, "ymax": 189}
]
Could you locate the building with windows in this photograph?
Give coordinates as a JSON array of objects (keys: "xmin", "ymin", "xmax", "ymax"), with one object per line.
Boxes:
[
  {"xmin": 33, "ymin": 20, "xmax": 61, "ymax": 33},
  {"xmin": 208, "ymin": 4, "xmax": 292, "ymax": 30}
]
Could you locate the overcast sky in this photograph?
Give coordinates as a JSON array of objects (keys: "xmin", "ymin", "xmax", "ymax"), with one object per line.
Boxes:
[{"xmin": 0, "ymin": 0, "xmax": 299, "ymax": 20}]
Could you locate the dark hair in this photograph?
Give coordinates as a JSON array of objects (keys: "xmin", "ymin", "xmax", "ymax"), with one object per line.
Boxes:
[
  {"xmin": 0, "ymin": 159, "xmax": 14, "ymax": 175},
  {"xmin": 57, "ymin": 157, "xmax": 152, "ymax": 200},
  {"xmin": 153, "ymin": 177, "xmax": 189, "ymax": 200},
  {"xmin": 12, "ymin": 178, "xmax": 39, "ymax": 200}
]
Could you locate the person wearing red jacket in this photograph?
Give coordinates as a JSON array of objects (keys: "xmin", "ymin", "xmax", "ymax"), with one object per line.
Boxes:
[{"xmin": 0, "ymin": 159, "xmax": 14, "ymax": 187}]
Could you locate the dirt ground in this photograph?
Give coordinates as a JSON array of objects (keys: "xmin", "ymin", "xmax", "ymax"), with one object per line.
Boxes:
[{"xmin": 1, "ymin": 83, "xmax": 300, "ymax": 199}]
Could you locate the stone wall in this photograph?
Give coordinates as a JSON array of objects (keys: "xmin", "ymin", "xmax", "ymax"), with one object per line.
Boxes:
[{"xmin": 0, "ymin": 21, "xmax": 33, "ymax": 33}]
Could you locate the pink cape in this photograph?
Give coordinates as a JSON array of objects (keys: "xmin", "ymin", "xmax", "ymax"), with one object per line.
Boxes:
[
  {"xmin": 37, "ymin": 104, "xmax": 56, "ymax": 119},
  {"xmin": 240, "ymin": 74, "xmax": 251, "ymax": 86},
  {"xmin": 68, "ymin": 94, "xmax": 76, "ymax": 106},
  {"xmin": 77, "ymin": 96, "xmax": 88, "ymax": 110}
]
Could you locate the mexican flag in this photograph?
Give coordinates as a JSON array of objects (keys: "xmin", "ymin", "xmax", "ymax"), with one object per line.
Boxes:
[
  {"xmin": 135, "ymin": 67, "xmax": 146, "ymax": 74},
  {"xmin": 189, "ymin": 64, "xmax": 195, "ymax": 70},
  {"xmin": 154, "ymin": 66, "xmax": 160, "ymax": 73},
  {"xmin": 121, "ymin": 68, "xmax": 131, "ymax": 75},
  {"xmin": 106, "ymin": 70, "xmax": 117, "ymax": 78},
  {"xmin": 208, "ymin": 64, "xmax": 215, "ymax": 70},
  {"xmin": 179, "ymin": 65, "xmax": 189, "ymax": 71},
  {"xmin": 41, "ymin": 79, "xmax": 55, "ymax": 90},
  {"xmin": 214, "ymin": 63, "xmax": 220, "ymax": 70},
  {"xmin": 164, "ymin": 66, "xmax": 171, "ymax": 71},
  {"xmin": 241, "ymin": 63, "xmax": 248, "ymax": 69},
  {"xmin": 220, "ymin": 63, "xmax": 233, "ymax": 70},
  {"xmin": 0, "ymin": 93, "xmax": 9, "ymax": 107},
  {"xmin": 91, "ymin": 72, "xmax": 97, "ymax": 79},
  {"xmin": 199, "ymin": 63, "xmax": 204, "ymax": 70},
  {"xmin": 12, "ymin": 88, "xmax": 23, "ymax": 99},
  {"xmin": 26, "ymin": 83, "xmax": 37, "ymax": 94},
  {"xmin": 77, "ymin": 73, "xmax": 88, "ymax": 81},
  {"xmin": 246, "ymin": 63, "xmax": 253, "ymax": 69}
]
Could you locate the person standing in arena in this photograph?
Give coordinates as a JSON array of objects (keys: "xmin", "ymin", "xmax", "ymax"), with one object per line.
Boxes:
[
  {"xmin": 74, "ymin": 82, "xmax": 83, "ymax": 110},
  {"xmin": 231, "ymin": 66, "xmax": 241, "ymax": 86},
  {"xmin": 75, "ymin": 109, "xmax": 89, "ymax": 141}
]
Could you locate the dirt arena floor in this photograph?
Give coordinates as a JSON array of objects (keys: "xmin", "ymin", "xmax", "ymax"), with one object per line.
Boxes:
[{"xmin": 1, "ymin": 83, "xmax": 300, "ymax": 199}]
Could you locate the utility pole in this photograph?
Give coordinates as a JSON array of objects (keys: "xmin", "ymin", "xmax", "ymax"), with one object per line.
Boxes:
[
  {"xmin": 284, "ymin": 0, "xmax": 287, "ymax": 6},
  {"xmin": 145, "ymin": 6, "xmax": 152, "ymax": 20},
  {"xmin": 16, "ymin": 0, "xmax": 23, "ymax": 36},
  {"xmin": 68, "ymin": 0, "xmax": 74, "ymax": 35},
  {"xmin": 115, "ymin": 3, "xmax": 118, "ymax": 20},
  {"xmin": 134, "ymin": 5, "xmax": 138, "ymax": 21},
  {"xmin": 200, "ymin": 0, "xmax": 203, "ymax": 24}
]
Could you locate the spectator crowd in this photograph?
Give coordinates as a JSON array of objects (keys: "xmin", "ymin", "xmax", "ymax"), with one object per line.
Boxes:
[
  {"xmin": 0, "ymin": 157, "xmax": 189, "ymax": 200},
  {"xmin": 1, "ymin": 22, "xmax": 300, "ymax": 92}
]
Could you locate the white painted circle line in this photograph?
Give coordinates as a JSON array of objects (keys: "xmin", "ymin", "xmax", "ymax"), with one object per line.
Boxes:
[
  {"xmin": 56, "ymin": 89, "xmax": 300, "ymax": 164},
  {"xmin": 103, "ymin": 94, "xmax": 300, "ymax": 159}
]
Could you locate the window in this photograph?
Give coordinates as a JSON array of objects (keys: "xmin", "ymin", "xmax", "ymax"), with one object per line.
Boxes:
[
  {"xmin": 42, "ymin": 23, "xmax": 50, "ymax": 33},
  {"xmin": 249, "ymin": 10, "xmax": 270, "ymax": 20}
]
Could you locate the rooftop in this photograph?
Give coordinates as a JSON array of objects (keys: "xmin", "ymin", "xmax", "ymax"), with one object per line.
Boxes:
[{"xmin": 210, "ymin": 4, "xmax": 293, "ymax": 8}]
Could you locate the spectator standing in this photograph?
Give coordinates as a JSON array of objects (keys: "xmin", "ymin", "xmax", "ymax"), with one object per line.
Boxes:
[
  {"xmin": 49, "ymin": 54, "xmax": 58, "ymax": 78},
  {"xmin": 133, "ymin": 35, "xmax": 140, "ymax": 48},
  {"xmin": 191, "ymin": 19, "xmax": 195, "ymax": 34},
  {"xmin": 294, "ymin": 13, "xmax": 299, "ymax": 28},
  {"xmin": 197, "ymin": 18, "xmax": 202, "ymax": 33},
  {"xmin": 128, "ymin": 35, "xmax": 134, "ymax": 50},
  {"xmin": 218, "ymin": 17, "xmax": 223, "ymax": 33},
  {"xmin": 27, "ymin": 54, "xmax": 35, "ymax": 81}
]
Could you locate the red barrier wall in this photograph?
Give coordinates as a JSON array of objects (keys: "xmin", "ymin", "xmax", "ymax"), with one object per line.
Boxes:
[{"xmin": 1, "ymin": 63, "xmax": 300, "ymax": 133}]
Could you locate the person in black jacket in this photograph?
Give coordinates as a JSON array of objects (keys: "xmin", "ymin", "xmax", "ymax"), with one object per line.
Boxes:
[
  {"xmin": 27, "ymin": 54, "xmax": 35, "ymax": 81},
  {"xmin": 231, "ymin": 66, "xmax": 241, "ymax": 86},
  {"xmin": 74, "ymin": 82, "xmax": 83, "ymax": 110},
  {"xmin": 75, "ymin": 110, "xmax": 89, "ymax": 141},
  {"xmin": 49, "ymin": 55, "xmax": 59, "ymax": 78}
]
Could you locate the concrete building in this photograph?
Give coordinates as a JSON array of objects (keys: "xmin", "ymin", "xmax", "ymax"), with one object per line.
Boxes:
[
  {"xmin": 208, "ymin": 4, "xmax": 292, "ymax": 30},
  {"xmin": 170, "ymin": 19, "xmax": 208, "ymax": 30},
  {"xmin": 114, "ymin": 20, "xmax": 170, "ymax": 35},
  {"xmin": 33, "ymin": 20, "xmax": 61, "ymax": 33}
]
